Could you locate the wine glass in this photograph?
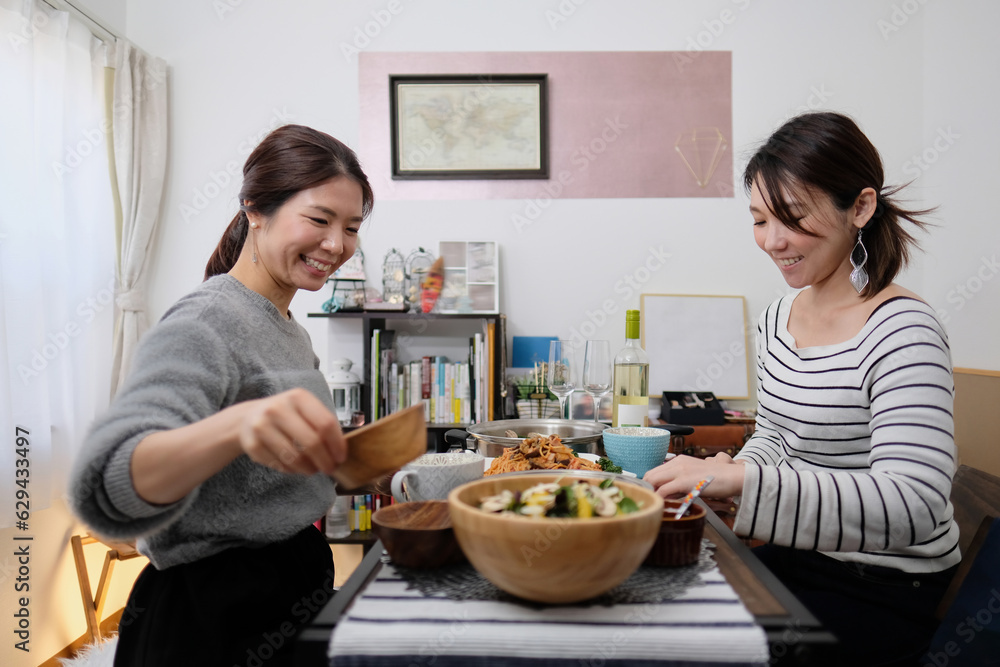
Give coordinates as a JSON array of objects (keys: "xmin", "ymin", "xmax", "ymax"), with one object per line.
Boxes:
[
  {"xmin": 547, "ymin": 340, "xmax": 576, "ymax": 419},
  {"xmin": 582, "ymin": 340, "xmax": 612, "ymax": 422}
]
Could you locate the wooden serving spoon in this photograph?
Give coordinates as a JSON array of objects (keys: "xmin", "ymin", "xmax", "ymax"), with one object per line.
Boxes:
[{"xmin": 333, "ymin": 404, "xmax": 428, "ymax": 489}]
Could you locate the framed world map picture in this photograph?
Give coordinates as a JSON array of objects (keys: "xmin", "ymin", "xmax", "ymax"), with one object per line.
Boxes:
[{"xmin": 389, "ymin": 74, "xmax": 548, "ymax": 180}]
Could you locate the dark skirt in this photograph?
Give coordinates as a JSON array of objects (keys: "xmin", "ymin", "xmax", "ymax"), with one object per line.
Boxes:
[
  {"xmin": 114, "ymin": 526, "xmax": 334, "ymax": 667},
  {"xmin": 752, "ymin": 543, "xmax": 956, "ymax": 666}
]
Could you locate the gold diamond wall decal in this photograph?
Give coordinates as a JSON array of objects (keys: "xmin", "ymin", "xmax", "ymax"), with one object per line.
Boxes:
[{"xmin": 675, "ymin": 127, "xmax": 728, "ymax": 188}]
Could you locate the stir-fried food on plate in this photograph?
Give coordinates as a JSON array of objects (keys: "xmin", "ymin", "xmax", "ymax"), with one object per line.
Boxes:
[{"xmin": 485, "ymin": 434, "xmax": 601, "ymax": 475}]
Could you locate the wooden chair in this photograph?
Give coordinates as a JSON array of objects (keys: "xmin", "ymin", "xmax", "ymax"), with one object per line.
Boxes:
[
  {"xmin": 70, "ymin": 534, "xmax": 143, "ymax": 644},
  {"xmin": 936, "ymin": 464, "xmax": 1000, "ymax": 618}
]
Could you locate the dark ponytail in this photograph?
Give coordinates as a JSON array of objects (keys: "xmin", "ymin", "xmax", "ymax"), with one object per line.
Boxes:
[
  {"xmin": 205, "ymin": 210, "xmax": 251, "ymax": 280},
  {"xmin": 743, "ymin": 112, "xmax": 935, "ymax": 298},
  {"xmin": 204, "ymin": 125, "xmax": 374, "ymax": 280}
]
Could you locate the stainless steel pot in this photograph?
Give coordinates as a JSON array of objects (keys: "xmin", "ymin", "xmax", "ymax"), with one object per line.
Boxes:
[{"xmin": 444, "ymin": 419, "xmax": 608, "ymax": 457}]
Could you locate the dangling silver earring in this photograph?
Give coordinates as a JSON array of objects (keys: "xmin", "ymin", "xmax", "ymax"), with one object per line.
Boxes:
[
  {"xmin": 249, "ymin": 221, "xmax": 258, "ymax": 263},
  {"xmin": 849, "ymin": 229, "xmax": 869, "ymax": 293}
]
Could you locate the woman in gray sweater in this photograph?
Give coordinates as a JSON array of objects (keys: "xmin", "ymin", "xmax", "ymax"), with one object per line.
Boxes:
[{"xmin": 69, "ymin": 124, "xmax": 374, "ymax": 666}]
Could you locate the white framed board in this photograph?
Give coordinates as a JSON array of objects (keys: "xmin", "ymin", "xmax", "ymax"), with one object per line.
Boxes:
[{"xmin": 640, "ymin": 293, "xmax": 751, "ymax": 399}]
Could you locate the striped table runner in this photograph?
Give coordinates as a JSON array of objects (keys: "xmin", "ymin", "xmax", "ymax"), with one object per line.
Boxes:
[{"xmin": 328, "ymin": 564, "xmax": 769, "ymax": 666}]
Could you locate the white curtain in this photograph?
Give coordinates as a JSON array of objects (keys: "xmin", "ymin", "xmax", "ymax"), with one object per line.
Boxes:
[
  {"xmin": 0, "ymin": 0, "xmax": 116, "ymax": 525},
  {"xmin": 109, "ymin": 40, "xmax": 168, "ymax": 395}
]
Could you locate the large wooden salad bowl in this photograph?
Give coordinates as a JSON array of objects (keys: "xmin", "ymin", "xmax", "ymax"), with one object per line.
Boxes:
[{"xmin": 448, "ymin": 472, "xmax": 664, "ymax": 604}]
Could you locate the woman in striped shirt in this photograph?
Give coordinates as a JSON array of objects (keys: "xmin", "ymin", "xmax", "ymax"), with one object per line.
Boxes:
[{"xmin": 645, "ymin": 111, "xmax": 959, "ymax": 665}]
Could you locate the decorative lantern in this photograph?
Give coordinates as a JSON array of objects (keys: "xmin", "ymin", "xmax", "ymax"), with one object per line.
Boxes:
[
  {"xmin": 327, "ymin": 358, "xmax": 362, "ymax": 426},
  {"xmin": 404, "ymin": 247, "xmax": 435, "ymax": 312},
  {"xmin": 381, "ymin": 248, "xmax": 406, "ymax": 305}
]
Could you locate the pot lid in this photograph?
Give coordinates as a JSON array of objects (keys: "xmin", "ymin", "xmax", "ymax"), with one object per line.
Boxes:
[{"xmin": 464, "ymin": 419, "xmax": 608, "ymax": 446}]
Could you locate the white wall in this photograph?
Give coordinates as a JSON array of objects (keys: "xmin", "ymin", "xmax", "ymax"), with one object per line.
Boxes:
[
  {"xmin": 70, "ymin": 0, "xmax": 126, "ymax": 36},
  {"xmin": 921, "ymin": 1, "xmax": 1000, "ymax": 369},
  {"xmin": 122, "ymin": 0, "xmax": 998, "ymax": 389}
]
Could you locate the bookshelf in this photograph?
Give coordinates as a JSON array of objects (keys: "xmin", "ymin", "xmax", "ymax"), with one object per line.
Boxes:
[{"xmin": 308, "ymin": 311, "xmax": 507, "ymax": 450}]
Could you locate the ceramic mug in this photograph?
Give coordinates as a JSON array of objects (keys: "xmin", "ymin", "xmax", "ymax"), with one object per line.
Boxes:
[{"xmin": 391, "ymin": 451, "xmax": 485, "ymax": 502}]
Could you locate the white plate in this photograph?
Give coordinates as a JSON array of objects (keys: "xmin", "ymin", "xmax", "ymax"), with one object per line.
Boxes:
[{"xmin": 483, "ymin": 452, "xmax": 637, "ymax": 478}]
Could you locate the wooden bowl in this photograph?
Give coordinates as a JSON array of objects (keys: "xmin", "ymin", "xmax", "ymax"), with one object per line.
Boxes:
[
  {"xmin": 643, "ymin": 499, "xmax": 707, "ymax": 567},
  {"xmin": 448, "ymin": 472, "xmax": 663, "ymax": 603},
  {"xmin": 372, "ymin": 500, "xmax": 466, "ymax": 569},
  {"xmin": 335, "ymin": 404, "xmax": 428, "ymax": 489}
]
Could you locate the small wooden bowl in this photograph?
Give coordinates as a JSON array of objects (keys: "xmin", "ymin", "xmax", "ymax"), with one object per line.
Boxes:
[
  {"xmin": 335, "ymin": 404, "xmax": 427, "ymax": 489},
  {"xmin": 449, "ymin": 472, "xmax": 663, "ymax": 604},
  {"xmin": 643, "ymin": 499, "xmax": 707, "ymax": 567},
  {"xmin": 371, "ymin": 500, "xmax": 466, "ymax": 569}
]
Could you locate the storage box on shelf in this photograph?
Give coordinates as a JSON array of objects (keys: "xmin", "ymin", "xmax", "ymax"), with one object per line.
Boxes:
[{"xmin": 308, "ymin": 310, "xmax": 507, "ymax": 453}]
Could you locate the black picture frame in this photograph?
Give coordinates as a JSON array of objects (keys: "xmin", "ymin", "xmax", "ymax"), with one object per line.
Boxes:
[{"xmin": 389, "ymin": 74, "xmax": 549, "ymax": 180}]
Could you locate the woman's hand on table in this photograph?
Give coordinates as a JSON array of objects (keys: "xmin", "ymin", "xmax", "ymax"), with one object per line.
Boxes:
[
  {"xmin": 239, "ymin": 388, "xmax": 347, "ymax": 476},
  {"xmin": 643, "ymin": 453, "xmax": 746, "ymax": 499}
]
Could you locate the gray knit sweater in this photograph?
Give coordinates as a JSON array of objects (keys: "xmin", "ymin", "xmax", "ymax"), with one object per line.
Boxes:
[{"xmin": 69, "ymin": 275, "xmax": 337, "ymax": 569}]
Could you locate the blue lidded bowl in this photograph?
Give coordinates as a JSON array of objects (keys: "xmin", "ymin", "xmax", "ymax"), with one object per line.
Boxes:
[{"xmin": 601, "ymin": 426, "xmax": 671, "ymax": 478}]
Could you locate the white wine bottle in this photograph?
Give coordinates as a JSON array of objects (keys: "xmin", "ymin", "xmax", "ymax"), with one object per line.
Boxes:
[{"xmin": 612, "ymin": 309, "xmax": 650, "ymax": 427}]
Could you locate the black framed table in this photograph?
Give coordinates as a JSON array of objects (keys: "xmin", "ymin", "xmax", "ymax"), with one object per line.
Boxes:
[{"xmin": 296, "ymin": 503, "xmax": 836, "ymax": 666}]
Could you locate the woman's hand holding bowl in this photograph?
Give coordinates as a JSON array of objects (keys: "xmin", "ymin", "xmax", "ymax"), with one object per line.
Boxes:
[{"xmin": 239, "ymin": 387, "xmax": 346, "ymax": 476}]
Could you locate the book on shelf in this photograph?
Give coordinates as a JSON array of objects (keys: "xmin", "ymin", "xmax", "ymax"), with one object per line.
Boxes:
[
  {"xmin": 370, "ymin": 329, "xmax": 397, "ymax": 421},
  {"xmin": 487, "ymin": 320, "xmax": 496, "ymax": 421},
  {"xmin": 338, "ymin": 493, "xmax": 395, "ymax": 534},
  {"xmin": 367, "ymin": 331, "xmax": 495, "ymax": 425}
]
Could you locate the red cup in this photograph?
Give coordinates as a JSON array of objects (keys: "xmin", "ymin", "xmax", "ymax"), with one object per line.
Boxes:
[{"xmin": 643, "ymin": 499, "xmax": 706, "ymax": 567}]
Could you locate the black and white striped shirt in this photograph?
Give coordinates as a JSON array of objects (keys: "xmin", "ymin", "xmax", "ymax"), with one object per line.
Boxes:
[{"xmin": 733, "ymin": 294, "xmax": 961, "ymax": 573}]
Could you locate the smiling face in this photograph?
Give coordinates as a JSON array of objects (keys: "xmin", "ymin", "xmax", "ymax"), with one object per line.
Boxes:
[
  {"xmin": 242, "ymin": 176, "xmax": 364, "ymax": 312},
  {"xmin": 750, "ymin": 178, "xmax": 860, "ymax": 291}
]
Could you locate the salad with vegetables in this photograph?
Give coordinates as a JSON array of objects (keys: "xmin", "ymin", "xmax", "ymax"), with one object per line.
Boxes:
[{"xmin": 478, "ymin": 478, "xmax": 641, "ymax": 518}]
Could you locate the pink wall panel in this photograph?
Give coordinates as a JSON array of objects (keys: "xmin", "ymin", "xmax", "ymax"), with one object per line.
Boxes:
[{"xmin": 358, "ymin": 51, "xmax": 732, "ymax": 200}]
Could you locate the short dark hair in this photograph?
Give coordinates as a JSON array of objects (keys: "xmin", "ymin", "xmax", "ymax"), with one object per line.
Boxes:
[
  {"xmin": 743, "ymin": 112, "xmax": 934, "ymax": 298},
  {"xmin": 204, "ymin": 125, "xmax": 374, "ymax": 280}
]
